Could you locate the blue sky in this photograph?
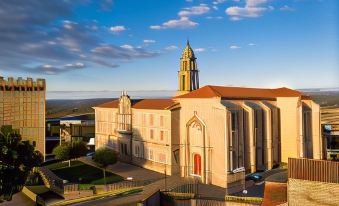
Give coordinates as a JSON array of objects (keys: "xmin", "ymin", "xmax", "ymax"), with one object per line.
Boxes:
[{"xmin": 0, "ymin": 0, "xmax": 338, "ymax": 91}]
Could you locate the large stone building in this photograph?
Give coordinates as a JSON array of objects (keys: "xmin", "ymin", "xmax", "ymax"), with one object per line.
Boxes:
[
  {"xmin": 94, "ymin": 41, "xmax": 322, "ymax": 193},
  {"xmin": 0, "ymin": 76, "xmax": 46, "ymax": 158}
]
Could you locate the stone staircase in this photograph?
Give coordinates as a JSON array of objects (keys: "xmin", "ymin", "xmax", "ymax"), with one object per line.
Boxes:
[{"xmin": 36, "ymin": 167, "xmax": 64, "ymax": 196}]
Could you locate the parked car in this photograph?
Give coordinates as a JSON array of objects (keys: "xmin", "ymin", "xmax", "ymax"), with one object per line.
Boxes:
[
  {"xmin": 245, "ymin": 173, "xmax": 263, "ymax": 182},
  {"xmin": 86, "ymin": 152, "xmax": 95, "ymax": 157}
]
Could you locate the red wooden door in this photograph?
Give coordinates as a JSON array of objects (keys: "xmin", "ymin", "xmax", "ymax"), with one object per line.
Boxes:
[{"xmin": 194, "ymin": 154, "xmax": 201, "ymax": 176}]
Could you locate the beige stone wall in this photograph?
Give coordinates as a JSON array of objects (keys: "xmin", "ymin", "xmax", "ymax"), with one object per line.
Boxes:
[
  {"xmin": 94, "ymin": 107, "xmax": 119, "ymax": 149},
  {"xmin": 302, "ymin": 100, "xmax": 322, "ymax": 159},
  {"xmin": 276, "ymin": 97, "xmax": 300, "ymax": 163},
  {"xmin": 131, "ymin": 109, "xmax": 173, "ymax": 174},
  {"xmin": 0, "ymin": 77, "xmax": 45, "ymax": 158},
  {"xmin": 94, "ymin": 106, "xmax": 177, "ymax": 174},
  {"xmin": 177, "ymin": 98, "xmax": 227, "ymax": 188},
  {"xmin": 288, "ymin": 178, "xmax": 339, "ymax": 206}
]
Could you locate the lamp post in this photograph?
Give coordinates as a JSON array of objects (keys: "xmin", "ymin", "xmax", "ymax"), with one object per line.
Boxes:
[{"xmin": 164, "ymin": 168, "xmax": 167, "ymax": 192}]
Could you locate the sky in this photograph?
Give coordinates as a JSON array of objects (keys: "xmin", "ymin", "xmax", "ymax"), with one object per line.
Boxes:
[{"xmin": 0, "ymin": 0, "xmax": 338, "ymax": 92}]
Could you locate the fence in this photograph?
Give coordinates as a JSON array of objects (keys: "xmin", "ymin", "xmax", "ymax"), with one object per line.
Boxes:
[
  {"xmin": 64, "ymin": 178, "xmax": 159, "ymax": 194},
  {"xmin": 288, "ymin": 158, "xmax": 339, "ymax": 183}
]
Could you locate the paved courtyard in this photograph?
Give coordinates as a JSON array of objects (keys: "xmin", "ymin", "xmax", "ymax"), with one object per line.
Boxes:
[{"xmin": 79, "ymin": 157, "xmax": 165, "ymax": 181}]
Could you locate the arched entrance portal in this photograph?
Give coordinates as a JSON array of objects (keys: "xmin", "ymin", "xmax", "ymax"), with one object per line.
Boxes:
[
  {"xmin": 185, "ymin": 114, "xmax": 209, "ymax": 184},
  {"xmin": 193, "ymin": 154, "xmax": 201, "ymax": 176}
]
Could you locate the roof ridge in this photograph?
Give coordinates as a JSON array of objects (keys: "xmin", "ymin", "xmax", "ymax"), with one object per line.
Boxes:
[{"xmin": 206, "ymin": 85, "xmax": 222, "ymax": 97}]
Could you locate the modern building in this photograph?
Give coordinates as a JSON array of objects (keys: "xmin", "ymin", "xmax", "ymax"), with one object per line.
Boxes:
[
  {"xmin": 94, "ymin": 41, "xmax": 323, "ymax": 193},
  {"xmin": 0, "ymin": 76, "xmax": 46, "ymax": 158},
  {"xmin": 46, "ymin": 114, "xmax": 95, "ymax": 157}
]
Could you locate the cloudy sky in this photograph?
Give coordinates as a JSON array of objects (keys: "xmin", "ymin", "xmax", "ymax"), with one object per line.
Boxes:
[{"xmin": 0, "ymin": 0, "xmax": 338, "ymax": 91}]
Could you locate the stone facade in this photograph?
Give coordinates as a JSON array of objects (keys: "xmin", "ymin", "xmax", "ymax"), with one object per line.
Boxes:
[
  {"xmin": 94, "ymin": 42, "xmax": 322, "ymax": 193},
  {"xmin": 0, "ymin": 76, "xmax": 46, "ymax": 158}
]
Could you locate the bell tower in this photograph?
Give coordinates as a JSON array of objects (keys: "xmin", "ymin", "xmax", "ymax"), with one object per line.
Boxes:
[{"xmin": 177, "ymin": 40, "xmax": 199, "ymax": 96}]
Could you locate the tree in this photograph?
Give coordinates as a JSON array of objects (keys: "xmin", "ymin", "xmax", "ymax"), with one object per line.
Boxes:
[
  {"xmin": 52, "ymin": 143, "xmax": 71, "ymax": 162},
  {"xmin": 0, "ymin": 126, "xmax": 43, "ymax": 201},
  {"xmin": 92, "ymin": 148, "xmax": 117, "ymax": 185},
  {"xmin": 70, "ymin": 140, "xmax": 88, "ymax": 160},
  {"xmin": 52, "ymin": 140, "xmax": 88, "ymax": 167}
]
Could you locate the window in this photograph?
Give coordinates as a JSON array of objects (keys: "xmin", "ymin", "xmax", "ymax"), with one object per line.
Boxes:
[
  {"xmin": 149, "ymin": 114, "xmax": 154, "ymax": 126},
  {"xmin": 135, "ymin": 145, "xmax": 140, "ymax": 157},
  {"xmin": 120, "ymin": 143, "xmax": 128, "ymax": 155},
  {"xmin": 160, "ymin": 131, "xmax": 164, "ymax": 141},
  {"xmin": 149, "ymin": 149, "xmax": 154, "ymax": 160},
  {"xmin": 229, "ymin": 110, "xmax": 244, "ymax": 172},
  {"xmin": 160, "ymin": 116, "xmax": 164, "ymax": 127},
  {"xmin": 158, "ymin": 153, "xmax": 166, "ymax": 164},
  {"xmin": 150, "ymin": 129, "xmax": 154, "ymax": 139}
]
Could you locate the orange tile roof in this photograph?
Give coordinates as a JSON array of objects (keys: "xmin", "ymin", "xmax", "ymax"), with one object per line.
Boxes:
[
  {"xmin": 175, "ymin": 85, "xmax": 307, "ymax": 99},
  {"xmin": 95, "ymin": 99, "xmax": 176, "ymax": 110},
  {"xmin": 95, "ymin": 99, "xmax": 119, "ymax": 108},
  {"xmin": 133, "ymin": 99, "xmax": 176, "ymax": 110}
]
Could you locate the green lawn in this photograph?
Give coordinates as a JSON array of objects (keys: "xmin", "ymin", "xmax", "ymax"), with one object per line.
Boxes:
[{"xmin": 48, "ymin": 160, "xmax": 123, "ymax": 185}]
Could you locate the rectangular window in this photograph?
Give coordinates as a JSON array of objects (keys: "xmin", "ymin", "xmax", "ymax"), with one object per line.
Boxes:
[
  {"xmin": 160, "ymin": 131, "xmax": 164, "ymax": 141},
  {"xmin": 160, "ymin": 116, "xmax": 164, "ymax": 127},
  {"xmin": 229, "ymin": 110, "xmax": 244, "ymax": 172},
  {"xmin": 124, "ymin": 144, "xmax": 128, "ymax": 155},
  {"xmin": 135, "ymin": 145, "xmax": 140, "ymax": 157},
  {"xmin": 150, "ymin": 129, "xmax": 154, "ymax": 140},
  {"xmin": 149, "ymin": 149, "xmax": 154, "ymax": 160},
  {"xmin": 149, "ymin": 114, "xmax": 154, "ymax": 126},
  {"xmin": 158, "ymin": 153, "xmax": 166, "ymax": 164}
]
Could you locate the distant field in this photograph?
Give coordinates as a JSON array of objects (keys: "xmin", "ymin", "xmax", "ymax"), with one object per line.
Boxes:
[
  {"xmin": 304, "ymin": 91, "xmax": 339, "ymax": 125},
  {"xmin": 46, "ymin": 91, "xmax": 339, "ymax": 122},
  {"xmin": 46, "ymin": 98, "xmax": 115, "ymax": 118}
]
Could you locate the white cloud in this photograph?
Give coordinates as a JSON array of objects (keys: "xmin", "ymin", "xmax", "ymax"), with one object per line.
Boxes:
[
  {"xmin": 150, "ymin": 25, "xmax": 162, "ymax": 30},
  {"xmin": 213, "ymin": 0, "xmax": 226, "ymax": 5},
  {"xmin": 63, "ymin": 20, "xmax": 77, "ymax": 30},
  {"xmin": 165, "ymin": 45, "xmax": 178, "ymax": 50},
  {"xmin": 229, "ymin": 45, "xmax": 241, "ymax": 49},
  {"xmin": 226, "ymin": 6, "xmax": 268, "ymax": 19},
  {"xmin": 248, "ymin": 43, "xmax": 256, "ymax": 46},
  {"xmin": 225, "ymin": 0, "xmax": 272, "ymax": 20},
  {"xmin": 143, "ymin": 39, "xmax": 156, "ymax": 44},
  {"xmin": 110, "ymin": 25, "xmax": 126, "ymax": 33},
  {"xmin": 206, "ymin": 16, "xmax": 223, "ymax": 20},
  {"xmin": 151, "ymin": 4, "xmax": 209, "ymax": 30},
  {"xmin": 64, "ymin": 62, "xmax": 85, "ymax": 68},
  {"xmin": 194, "ymin": 48, "xmax": 205, "ymax": 53},
  {"xmin": 280, "ymin": 5, "xmax": 295, "ymax": 12},
  {"xmin": 163, "ymin": 17, "xmax": 198, "ymax": 28},
  {"xmin": 153, "ymin": 17, "xmax": 198, "ymax": 29},
  {"xmin": 178, "ymin": 4, "xmax": 210, "ymax": 17},
  {"xmin": 120, "ymin": 44, "xmax": 133, "ymax": 49}
]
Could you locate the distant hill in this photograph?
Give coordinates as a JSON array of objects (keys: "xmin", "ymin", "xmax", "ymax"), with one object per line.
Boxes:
[
  {"xmin": 303, "ymin": 91, "xmax": 339, "ymax": 107},
  {"xmin": 46, "ymin": 98, "xmax": 115, "ymax": 119},
  {"xmin": 46, "ymin": 90, "xmax": 339, "ymax": 120}
]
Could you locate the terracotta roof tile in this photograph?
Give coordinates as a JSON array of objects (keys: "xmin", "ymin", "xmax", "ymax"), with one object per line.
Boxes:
[
  {"xmin": 133, "ymin": 99, "xmax": 175, "ymax": 110},
  {"xmin": 175, "ymin": 85, "xmax": 304, "ymax": 99},
  {"xmin": 95, "ymin": 99, "xmax": 175, "ymax": 110},
  {"xmin": 95, "ymin": 99, "xmax": 119, "ymax": 108}
]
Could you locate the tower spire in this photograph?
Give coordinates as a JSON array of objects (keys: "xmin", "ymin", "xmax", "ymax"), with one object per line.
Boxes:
[{"xmin": 177, "ymin": 40, "xmax": 199, "ymax": 96}]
